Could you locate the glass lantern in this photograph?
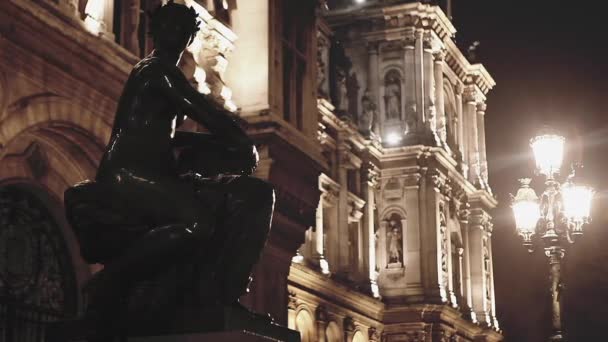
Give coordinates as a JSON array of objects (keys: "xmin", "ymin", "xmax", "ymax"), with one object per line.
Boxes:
[
  {"xmin": 561, "ymin": 181, "xmax": 594, "ymax": 235},
  {"xmin": 512, "ymin": 178, "xmax": 540, "ymax": 246},
  {"xmin": 530, "ymin": 133, "xmax": 565, "ymax": 178}
]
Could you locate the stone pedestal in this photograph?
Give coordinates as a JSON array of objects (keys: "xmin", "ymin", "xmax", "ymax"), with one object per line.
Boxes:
[
  {"xmin": 130, "ymin": 331, "xmax": 290, "ymax": 341},
  {"xmin": 46, "ymin": 305, "xmax": 300, "ymax": 342}
]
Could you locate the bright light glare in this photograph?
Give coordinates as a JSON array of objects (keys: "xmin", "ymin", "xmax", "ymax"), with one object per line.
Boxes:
[
  {"xmin": 512, "ymin": 179, "xmax": 540, "ymax": 233},
  {"xmin": 355, "ymin": 0, "xmax": 366, "ymax": 3},
  {"xmin": 530, "ymin": 134, "xmax": 565, "ymax": 177},
  {"xmin": 512, "ymin": 201, "xmax": 540, "ymax": 233},
  {"xmin": 561, "ymin": 182, "xmax": 594, "ymax": 223},
  {"xmin": 385, "ymin": 132, "xmax": 402, "ymax": 145}
]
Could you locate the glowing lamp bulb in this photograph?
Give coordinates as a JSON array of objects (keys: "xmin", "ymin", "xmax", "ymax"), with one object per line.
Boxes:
[
  {"xmin": 511, "ymin": 178, "xmax": 540, "ymax": 234},
  {"xmin": 561, "ymin": 181, "xmax": 594, "ymax": 224},
  {"xmin": 530, "ymin": 133, "xmax": 565, "ymax": 177}
]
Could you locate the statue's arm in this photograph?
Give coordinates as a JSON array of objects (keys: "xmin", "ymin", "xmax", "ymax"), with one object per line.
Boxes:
[{"xmin": 156, "ymin": 71, "xmax": 258, "ymax": 175}]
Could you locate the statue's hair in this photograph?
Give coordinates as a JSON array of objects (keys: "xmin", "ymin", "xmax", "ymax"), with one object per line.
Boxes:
[{"xmin": 149, "ymin": 0, "xmax": 201, "ymax": 39}]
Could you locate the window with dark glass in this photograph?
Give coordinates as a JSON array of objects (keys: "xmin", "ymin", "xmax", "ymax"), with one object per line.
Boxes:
[{"xmin": 280, "ymin": 0, "xmax": 312, "ymax": 130}]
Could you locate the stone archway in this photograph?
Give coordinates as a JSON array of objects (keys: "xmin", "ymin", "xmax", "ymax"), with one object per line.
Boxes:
[
  {"xmin": 0, "ymin": 94, "xmax": 110, "ymax": 341},
  {"xmin": 0, "ymin": 185, "xmax": 78, "ymax": 341},
  {"xmin": 0, "ymin": 95, "xmax": 111, "ymax": 298}
]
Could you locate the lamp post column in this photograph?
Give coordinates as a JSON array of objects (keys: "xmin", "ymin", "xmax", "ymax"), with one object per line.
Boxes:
[{"xmin": 546, "ymin": 246, "xmax": 565, "ymax": 341}]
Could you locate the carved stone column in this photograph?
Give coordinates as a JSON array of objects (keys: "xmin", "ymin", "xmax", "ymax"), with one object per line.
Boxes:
[
  {"xmin": 318, "ymin": 174, "xmax": 339, "ymax": 275},
  {"xmin": 368, "ymin": 327, "xmax": 381, "ymax": 342},
  {"xmin": 344, "ymin": 317, "xmax": 355, "ymax": 342},
  {"xmin": 434, "ymin": 51, "xmax": 448, "ymax": 149},
  {"xmin": 476, "ymin": 102, "xmax": 489, "ymax": 189},
  {"xmin": 287, "ymin": 291, "xmax": 298, "ymax": 329},
  {"xmin": 458, "ymin": 201, "xmax": 476, "ymax": 321},
  {"xmin": 316, "ymin": 306, "xmax": 328, "ymax": 342},
  {"xmin": 423, "ymin": 33, "xmax": 439, "ymax": 145},
  {"xmin": 486, "ymin": 227, "xmax": 499, "ymax": 329},
  {"xmin": 419, "ymin": 168, "xmax": 444, "ymax": 303},
  {"xmin": 468, "ymin": 208, "xmax": 491, "ymax": 326},
  {"xmin": 361, "ymin": 162, "xmax": 380, "ymax": 297},
  {"xmin": 314, "ymin": 194, "xmax": 327, "ymax": 269},
  {"xmin": 455, "ymin": 82, "xmax": 467, "ymax": 174},
  {"xmin": 457, "ymin": 247, "xmax": 465, "ymax": 302},
  {"xmin": 463, "ymin": 86, "xmax": 480, "ymax": 185},
  {"xmin": 336, "ymin": 140, "xmax": 356, "ymax": 278},
  {"xmin": 403, "ymin": 173, "xmax": 423, "ymax": 292},
  {"xmin": 403, "ymin": 34, "xmax": 417, "ymax": 135},
  {"xmin": 413, "ymin": 30, "xmax": 425, "ymax": 135}
]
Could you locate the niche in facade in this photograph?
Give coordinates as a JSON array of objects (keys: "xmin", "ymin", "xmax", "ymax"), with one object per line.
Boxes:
[
  {"xmin": 386, "ymin": 213, "xmax": 404, "ymax": 268},
  {"xmin": 383, "ymin": 70, "xmax": 402, "ymax": 122}
]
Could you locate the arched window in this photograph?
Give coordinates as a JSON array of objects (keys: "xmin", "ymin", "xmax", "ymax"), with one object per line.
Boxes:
[{"xmin": 0, "ymin": 186, "xmax": 76, "ymax": 341}]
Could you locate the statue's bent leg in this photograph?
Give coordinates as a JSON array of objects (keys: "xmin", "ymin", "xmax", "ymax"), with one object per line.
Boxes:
[
  {"xmin": 206, "ymin": 176, "xmax": 275, "ymax": 304},
  {"xmin": 85, "ymin": 171, "xmax": 219, "ymax": 333}
]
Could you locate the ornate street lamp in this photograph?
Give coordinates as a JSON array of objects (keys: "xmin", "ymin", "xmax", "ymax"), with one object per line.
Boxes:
[{"xmin": 511, "ymin": 129, "xmax": 594, "ymax": 342}]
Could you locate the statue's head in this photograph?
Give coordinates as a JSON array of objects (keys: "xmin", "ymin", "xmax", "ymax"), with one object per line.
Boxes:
[{"xmin": 150, "ymin": 0, "xmax": 200, "ymax": 53}]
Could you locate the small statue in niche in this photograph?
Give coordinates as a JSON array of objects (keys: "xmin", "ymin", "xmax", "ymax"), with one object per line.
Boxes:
[
  {"xmin": 386, "ymin": 216, "xmax": 403, "ymax": 267},
  {"xmin": 360, "ymin": 90, "xmax": 377, "ymax": 135},
  {"xmin": 336, "ymin": 68, "xmax": 349, "ymax": 113},
  {"xmin": 60, "ymin": 2, "xmax": 275, "ymax": 340},
  {"xmin": 317, "ymin": 37, "xmax": 329, "ymax": 97},
  {"xmin": 317, "ymin": 51, "xmax": 327, "ymax": 96},
  {"xmin": 384, "ymin": 71, "xmax": 402, "ymax": 121}
]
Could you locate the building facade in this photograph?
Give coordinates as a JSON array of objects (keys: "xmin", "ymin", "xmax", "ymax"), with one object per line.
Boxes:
[{"xmin": 0, "ymin": 0, "xmax": 502, "ymax": 341}]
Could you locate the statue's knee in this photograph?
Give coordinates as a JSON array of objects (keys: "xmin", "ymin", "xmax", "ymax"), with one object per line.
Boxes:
[{"xmin": 237, "ymin": 177, "xmax": 275, "ymax": 206}]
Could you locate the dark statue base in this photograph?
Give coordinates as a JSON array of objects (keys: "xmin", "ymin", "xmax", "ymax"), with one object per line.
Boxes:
[
  {"xmin": 46, "ymin": 258, "xmax": 299, "ymax": 342},
  {"xmin": 47, "ymin": 305, "xmax": 300, "ymax": 342}
]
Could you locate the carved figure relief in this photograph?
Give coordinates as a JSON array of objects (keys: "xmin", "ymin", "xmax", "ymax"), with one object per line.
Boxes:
[
  {"xmin": 336, "ymin": 68, "xmax": 349, "ymax": 113},
  {"xmin": 384, "ymin": 71, "xmax": 402, "ymax": 121},
  {"xmin": 360, "ymin": 90, "xmax": 377, "ymax": 135},
  {"xmin": 405, "ymin": 103, "xmax": 417, "ymax": 132},
  {"xmin": 386, "ymin": 214, "xmax": 403, "ymax": 268}
]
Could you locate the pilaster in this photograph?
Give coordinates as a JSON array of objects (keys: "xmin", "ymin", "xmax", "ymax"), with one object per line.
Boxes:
[
  {"xmin": 361, "ymin": 162, "xmax": 381, "ymax": 297},
  {"xmin": 434, "ymin": 50, "xmax": 449, "ymax": 152},
  {"xmin": 462, "ymin": 85, "xmax": 480, "ymax": 185},
  {"xmin": 476, "ymin": 102, "xmax": 489, "ymax": 190},
  {"xmin": 467, "ymin": 207, "xmax": 492, "ymax": 326}
]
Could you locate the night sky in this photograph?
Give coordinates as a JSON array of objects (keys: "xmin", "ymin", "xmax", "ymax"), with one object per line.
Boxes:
[{"xmin": 454, "ymin": 1, "xmax": 608, "ymax": 341}]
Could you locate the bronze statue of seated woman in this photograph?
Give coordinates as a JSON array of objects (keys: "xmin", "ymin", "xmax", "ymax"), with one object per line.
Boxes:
[{"xmin": 61, "ymin": 2, "xmax": 276, "ymax": 340}]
